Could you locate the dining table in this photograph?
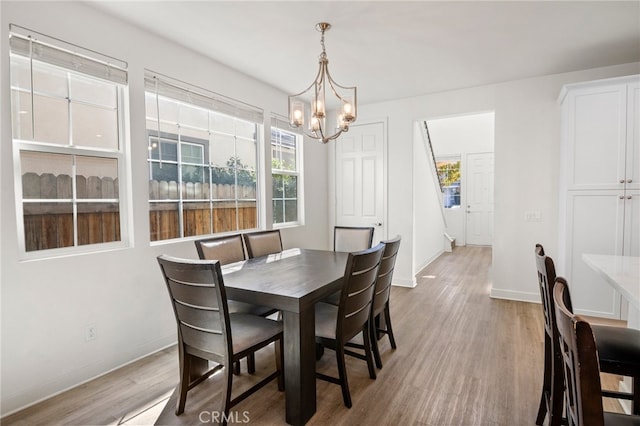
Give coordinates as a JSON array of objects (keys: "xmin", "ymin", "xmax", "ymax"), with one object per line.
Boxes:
[{"xmin": 220, "ymin": 248, "xmax": 350, "ymax": 426}]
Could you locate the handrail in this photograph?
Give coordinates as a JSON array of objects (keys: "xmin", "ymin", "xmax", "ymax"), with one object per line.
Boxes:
[{"xmin": 423, "ymin": 121, "xmax": 443, "ymax": 193}]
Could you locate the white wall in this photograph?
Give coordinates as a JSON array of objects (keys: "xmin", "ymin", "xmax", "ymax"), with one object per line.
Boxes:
[
  {"xmin": 427, "ymin": 112, "xmax": 495, "ymax": 245},
  {"xmin": 0, "ymin": 1, "xmax": 329, "ymax": 415},
  {"xmin": 356, "ymin": 62, "xmax": 640, "ymax": 301}
]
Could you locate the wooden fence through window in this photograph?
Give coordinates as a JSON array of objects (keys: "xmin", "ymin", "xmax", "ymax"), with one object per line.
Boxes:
[{"xmin": 21, "ymin": 173, "xmax": 257, "ymax": 251}]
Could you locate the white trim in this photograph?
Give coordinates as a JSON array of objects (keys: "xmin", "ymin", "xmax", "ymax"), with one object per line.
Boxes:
[{"xmin": 490, "ymin": 288, "xmax": 541, "ymax": 303}]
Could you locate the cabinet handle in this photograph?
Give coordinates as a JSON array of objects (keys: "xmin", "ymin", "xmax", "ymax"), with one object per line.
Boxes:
[
  {"xmin": 620, "ymin": 179, "xmax": 625, "ymax": 183},
  {"xmin": 620, "ymin": 195, "xmax": 625, "ymax": 199},
  {"xmin": 628, "ymin": 179, "xmax": 633, "ymax": 183},
  {"xmin": 628, "ymin": 195, "xmax": 633, "ymax": 199}
]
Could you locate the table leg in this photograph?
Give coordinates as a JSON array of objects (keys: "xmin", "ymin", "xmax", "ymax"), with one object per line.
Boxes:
[{"xmin": 282, "ymin": 308, "xmax": 316, "ymax": 426}]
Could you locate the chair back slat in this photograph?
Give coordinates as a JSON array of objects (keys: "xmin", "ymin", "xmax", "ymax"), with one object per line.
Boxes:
[
  {"xmin": 372, "ymin": 236, "xmax": 401, "ymax": 316},
  {"xmin": 195, "ymin": 234, "xmax": 245, "ymax": 265},
  {"xmin": 553, "ymin": 278, "xmax": 605, "ymax": 426},
  {"xmin": 158, "ymin": 255, "xmax": 231, "ymax": 360},
  {"xmin": 334, "ymin": 226, "xmax": 375, "ymax": 252},
  {"xmin": 338, "ymin": 243, "xmax": 385, "ymax": 340},
  {"xmin": 243, "ymin": 230, "xmax": 283, "ymax": 258}
]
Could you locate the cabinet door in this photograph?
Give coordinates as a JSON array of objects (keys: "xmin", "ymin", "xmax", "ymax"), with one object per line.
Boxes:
[
  {"xmin": 566, "ymin": 85, "xmax": 627, "ymax": 190},
  {"xmin": 623, "ymin": 190, "xmax": 640, "ymax": 256},
  {"xmin": 566, "ymin": 190, "xmax": 625, "ymax": 318},
  {"xmin": 626, "ymin": 82, "xmax": 640, "ymax": 190}
]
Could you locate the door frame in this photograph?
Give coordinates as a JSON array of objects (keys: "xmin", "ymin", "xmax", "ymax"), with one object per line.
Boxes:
[{"xmin": 330, "ymin": 117, "xmax": 388, "ymax": 247}]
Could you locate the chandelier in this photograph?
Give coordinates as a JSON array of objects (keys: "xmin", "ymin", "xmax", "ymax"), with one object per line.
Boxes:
[{"xmin": 288, "ymin": 22, "xmax": 357, "ymax": 143}]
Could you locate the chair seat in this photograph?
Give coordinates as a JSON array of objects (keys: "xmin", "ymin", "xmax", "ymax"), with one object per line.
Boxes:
[
  {"xmin": 604, "ymin": 412, "xmax": 640, "ymax": 426},
  {"xmin": 229, "ymin": 313, "xmax": 283, "ymax": 355},
  {"xmin": 315, "ymin": 302, "xmax": 338, "ymax": 340},
  {"xmin": 593, "ymin": 325, "xmax": 640, "ymax": 377},
  {"xmin": 228, "ymin": 300, "xmax": 277, "ymax": 317}
]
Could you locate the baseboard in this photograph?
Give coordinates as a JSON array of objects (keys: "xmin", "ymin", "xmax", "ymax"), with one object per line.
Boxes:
[
  {"xmin": 391, "ymin": 277, "xmax": 417, "ymax": 288},
  {"xmin": 1, "ymin": 334, "xmax": 177, "ymax": 418},
  {"xmin": 490, "ymin": 288, "xmax": 541, "ymax": 304}
]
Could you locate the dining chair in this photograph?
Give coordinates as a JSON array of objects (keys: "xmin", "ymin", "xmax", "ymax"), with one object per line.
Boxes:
[
  {"xmin": 369, "ymin": 235, "xmax": 401, "ymax": 369},
  {"xmin": 314, "ymin": 243, "xmax": 385, "ymax": 408},
  {"xmin": 553, "ymin": 278, "xmax": 640, "ymax": 426},
  {"xmin": 195, "ymin": 234, "xmax": 278, "ymax": 374},
  {"xmin": 535, "ymin": 244, "xmax": 640, "ymax": 426},
  {"xmin": 333, "ymin": 226, "xmax": 375, "ymax": 253},
  {"xmin": 243, "ymin": 230, "xmax": 283, "ymax": 258},
  {"xmin": 157, "ymin": 255, "xmax": 283, "ymax": 424}
]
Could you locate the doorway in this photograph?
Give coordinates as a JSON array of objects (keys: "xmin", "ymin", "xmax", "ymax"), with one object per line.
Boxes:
[{"xmin": 427, "ymin": 112, "xmax": 495, "ymax": 246}]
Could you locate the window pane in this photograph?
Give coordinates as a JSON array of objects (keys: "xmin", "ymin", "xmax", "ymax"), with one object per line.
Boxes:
[
  {"xmin": 10, "ymin": 55, "xmax": 31, "ymax": 90},
  {"xmin": 213, "ymin": 200, "xmax": 237, "ymax": 232},
  {"xmin": 212, "ymin": 166, "xmax": 234, "ymax": 187},
  {"xmin": 23, "ymin": 202, "xmax": 74, "ymax": 251},
  {"xmin": 149, "ymin": 202, "xmax": 179, "ymax": 241},
  {"xmin": 32, "ymin": 61, "xmax": 68, "ymax": 97},
  {"xmin": 20, "ymin": 151, "xmax": 73, "ymax": 199},
  {"xmin": 11, "ymin": 90, "xmax": 33, "ymax": 140},
  {"xmin": 272, "ymin": 174, "xmax": 284, "ymax": 198},
  {"xmin": 236, "ymin": 137, "xmax": 257, "ymax": 170},
  {"xmin": 183, "ymin": 201, "xmax": 211, "ymax": 237},
  {"xmin": 33, "ymin": 94, "xmax": 69, "ymax": 144},
  {"xmin": 273, "ymin": 200, "xmax": 284, "ymax": 224},
  {"xmin": 238, "ymin": 200, "xmax": 257, "ymax": 231},
  {"xmin": 284, "ymin": 175, "xmax": 297, "ymax": 198},
  {"xmin": 181, "ymin": 143, "xmax": 203, "ymax": 164},
  {"xmin": 182, "ymin": 165, "xmax": 208, "ymax": 186},
  {"xmin": 284, "ymin": 200, "xmax": 298, "ymax": 223},
  {"xmin": 145, "ymin": 93, "xmax": 158, "ymax": 120},
  {"xmin": 210, "ymin": 112, "xmax": 235, "ymax": 135},
  {"xmin": 158, "ymin": 96, "xmax": 179, "ymax": 124},
  {"xmin": 179, "ymin": 103, "xmax": 208, "ymax": 130},
  {"xmin": 71, "ymin": 102, "xmax": 118, "ymax": 149},
  {"xmin": 235, "ymin": 120, "xmax": 256, "ymax": 140},
  {"xmin": 237, "ymin": 178, "xmax": 256, "ymax": 201},
  {"xmin": 151, "ymin": 163, "xmax": 179, "ymax": 187},
  {"xmin": 210, "ymin": 133, "xmax": 236, "ymax": 167},
  {"xmin": 76, "ymin": 157, "xmax": 118, "ymax": 199},
  {"xmin": 70, "ymin": 74, "xmax": 117, "ymax": 108},
  {"xmin": 77, "ymin": 202, "xmax": 120, "ymax": 245}
]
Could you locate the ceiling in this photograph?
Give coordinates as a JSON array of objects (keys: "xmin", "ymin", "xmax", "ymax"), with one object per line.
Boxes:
[{"xmin": 89, "ymin": 1, "xmax": 640, "ymax": 105}]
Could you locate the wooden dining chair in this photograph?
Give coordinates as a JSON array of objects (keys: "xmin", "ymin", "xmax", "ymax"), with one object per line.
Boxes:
[
  {"xmin": 333, "ymin": 226, "xmax": 375, "ymax": 252},
  {"xmin": 553, "ymin": 278, "xmax": 640, "ymax": 426},
  {"xmin": 535, "ymin": 244, "xmax": 640, "ymax": 425},
  {"xmin": 314, "ymin": 243, "xmax": 385, "ymax": 408},
  {"xmin": 157, "ymin": 255, "xmax": 283, "ymax": 425},
  {"xmin": 243, "ymin": 230, "xmax": 283, "ymax": 258},
  {"xmin": 195, "ymin": 234, "xmax": 278, "ymax": 374},
  {"xmin": 369, "ymin": 235, "xmax": 401, "ymax": 368}
]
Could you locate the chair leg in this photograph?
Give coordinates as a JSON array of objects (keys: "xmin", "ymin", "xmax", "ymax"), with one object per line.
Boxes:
[
  {"xmin": 536, "ymin": 333, "xmax": 552, "ymax": 425},
  {"xmin": 233, "ymin": 361, "xmax": 241, "ymax": 375},
  {"xmin": 384, "ymin": 303, "xmax": 397, "ymax": 349},
  {"xmin": 176, "ymin": 351, "xmax": 190, "ymax": 415},
  {"xmin": 247, "ymin": 353, "xmax": 256, "ymax": 374},
  {"xmin": 633, "ymin": 377, "xmax": 640, "ymax": 415},
  {"xmin": 362, "ymin": 324, "xmax": 377, "ymax": 380},
  {"xmin": 335, "ymin": 345, "xmax": 352, "ymax": 408},
  {"xmin": 370, "ymin": 319, "xmax": 383, "ymax": 369},
  {"xmin": 220, "ymin": 366, "xmax": 233, "ymax": 426},
  {"xmin": 276, "ymin": 338, "xmax": 285, "ymax": 391}
]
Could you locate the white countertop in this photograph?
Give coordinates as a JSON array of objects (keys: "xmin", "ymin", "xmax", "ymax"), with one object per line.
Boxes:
[{"xmin": 582, "ymin": 254, "xmax": 640, "ymax": 311}]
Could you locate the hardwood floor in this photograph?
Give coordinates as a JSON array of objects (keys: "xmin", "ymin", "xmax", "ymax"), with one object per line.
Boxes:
[{"xmin": 3, "ymin": 246, "xmax": 623, "ymax": 425}]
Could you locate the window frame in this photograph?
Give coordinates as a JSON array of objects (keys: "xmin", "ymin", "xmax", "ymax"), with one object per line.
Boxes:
[
  {"xmin": 271, "ymin": 117, "xmax": 304, "ymax": 227},
  {"xmin": 145, "ymin": 71, "xmax": 264, "ymax": 243},
  {"xmin": 10, "ymin": 27, "xmax": 130, "ymax": 259},
  {"xmin": 436, "ymin": 155, "xmax": 462, "ymax": 209}
]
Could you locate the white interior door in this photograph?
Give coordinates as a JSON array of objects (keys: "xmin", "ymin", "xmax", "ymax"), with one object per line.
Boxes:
[
  {"xmin": 335, "ymin": 121, "xmax": 386, "ymax": 244},
  {"xmin": 465, "ymin": 152, "xmax": 494, "ymax": 246}
]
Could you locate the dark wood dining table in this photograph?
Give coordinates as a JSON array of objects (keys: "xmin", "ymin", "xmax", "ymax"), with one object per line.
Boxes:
[{"xmin": 221, "ymin": 248, "xmax": 349, "ymax": 426}]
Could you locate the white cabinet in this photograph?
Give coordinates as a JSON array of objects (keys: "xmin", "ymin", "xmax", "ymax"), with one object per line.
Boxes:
[{"xmin": 559, "ymin": 75, "xmax": 640, "ymax": 319}]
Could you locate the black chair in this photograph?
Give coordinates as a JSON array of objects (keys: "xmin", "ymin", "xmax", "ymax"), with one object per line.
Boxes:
[
  {"xmin": 334, "ymin": 226, "xmax": 375, "ymax": 252},
  {"xmin": 554, "ymin": 278, "xmax": 640, "ymax": 426},
  {"xmin": 369, "ymin": 235, "xmax": 401, "ymax": 368},
  {"xmin": 314, "ymin": 243, "xmax": 385, "ymax": 408},
  {"xmin": 157, "ymin": 255, "xmax": 283, "ymax": 425},
  {"xmin": 195, "ymin": 234, "xmax": 278, "ymax": 374},
  {"xmin": 243, "ymin": 230, "xmax": 283, "ymax": 258},
  {"xmin": 535, "ymin": 244, "xmax": 640, "ymax": 426}
]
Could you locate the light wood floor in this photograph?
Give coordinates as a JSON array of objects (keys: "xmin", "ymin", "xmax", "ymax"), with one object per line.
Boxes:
[{"xmin": 3, "ymin": 246, "xmax": 624, "ymax": 425}]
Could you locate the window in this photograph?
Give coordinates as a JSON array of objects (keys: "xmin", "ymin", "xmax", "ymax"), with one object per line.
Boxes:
[
  {"xmin": 436, "ymin": 157, "xmax": 461, "ymax": 208},
  {"xmin": 9, "ymin": 26, "xmax": 128, "ymax": 254},
  {"xmin": 271, "ymin": 116, "xmax": 302, "ymax": 225},
  {"xmin": 145, "ymin": 72, "xmax": 263, "ymax": 241}
]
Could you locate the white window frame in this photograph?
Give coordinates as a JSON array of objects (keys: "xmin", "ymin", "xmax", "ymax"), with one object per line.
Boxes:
[
  {"xmin": 9, "ymin": 25, "xmax": 130, "ymax": 259},
  {"xmin": 271, "ymin": 115, "xmax": 304, "ymax": 227}
]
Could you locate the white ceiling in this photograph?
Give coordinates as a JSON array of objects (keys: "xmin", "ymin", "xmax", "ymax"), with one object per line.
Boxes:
[{"xmin": 89, "ymin": 1, "xmax": 640, "ymax": 105}]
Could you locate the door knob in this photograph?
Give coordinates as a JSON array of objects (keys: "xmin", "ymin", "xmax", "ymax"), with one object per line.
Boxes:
[{"xmin": 372, "ymin": 222, "xmax": 382, "ymax": 227}]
